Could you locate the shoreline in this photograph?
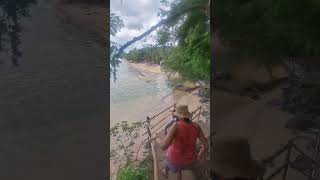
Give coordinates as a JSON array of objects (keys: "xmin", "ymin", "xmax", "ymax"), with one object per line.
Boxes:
[
  {"xmin": 127, "ymin": 61, "xmax": 164, "ymax": 75},
  {"xmin": 126, "ymin": 61, "xmax": 209, "ymax": 115}
]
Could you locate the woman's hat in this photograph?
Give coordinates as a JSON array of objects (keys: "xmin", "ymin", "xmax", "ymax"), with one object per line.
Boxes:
[
  {"xmin": 174, "ymin": 104, "xmax": 192, "ymax": 119},
  {"xmin": 212, "ymin": 136, "xmax": 265, "ymax": 178}
]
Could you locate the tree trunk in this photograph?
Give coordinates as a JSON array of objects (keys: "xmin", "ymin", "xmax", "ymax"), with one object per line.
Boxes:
[{"xmin": 113, "ymin": 5, "xmax": 208, "ymax": 59}]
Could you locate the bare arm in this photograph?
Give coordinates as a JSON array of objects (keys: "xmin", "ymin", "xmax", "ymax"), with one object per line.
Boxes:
[
  {"xmin": 196, "ymin": 124, "xmax": 209, "ymax": 160},
  {"xmin": 161, "ymin": 123, "xmax": 177, "ymax": 151}
]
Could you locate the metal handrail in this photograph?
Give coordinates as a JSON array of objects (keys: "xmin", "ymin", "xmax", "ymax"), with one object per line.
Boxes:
[
  {"xmin": 262, "ymin": 143, "xmax": 291, "ymax": 164},
  {"xmin": 261, "ymin": 136, "xmax": 320, "ymax": 180},
  {"xmin": 264, "ymin": 163, "xmax": 289, "ymax": 180},
  {"xmin": 140, "ymin": 112, "xmax": 172, "ymax": 138},
  {"xmin": 140, "ymin": 104, "xmax": 204, "ymax": 138},
  {"xmin": 142, "ymin": 104, "xmax": 205, "ymax": 180},
  {"xmin": 140, "ymin": 104, "xmax": 176, "ymax": 140},
  {"xmin": 292, "ymin": 144, "xmax": 320, "ymax": 168},
  {"xmin": 144, "ymin": 103, "xmax": 176, "ymax": 122},
  {"xmin": 150, "ymin": 112, "xmax": 172, "ymax": 130}
]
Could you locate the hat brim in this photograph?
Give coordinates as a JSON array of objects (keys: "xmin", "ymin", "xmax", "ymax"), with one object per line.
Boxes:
[
  {"xmin": 211, "ymin": 160, "xmax": 265, "ymax": 178},
  {"xmin": 174, "ymin": 111, "xmax": 192, "ymax": 119}
]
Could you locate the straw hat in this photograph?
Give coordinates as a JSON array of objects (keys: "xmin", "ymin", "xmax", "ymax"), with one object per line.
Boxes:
[
  {"xmin": 174, "ymin": 104, "xmax": 192, "ymax": 119},
  {"xmin": 212, "ymin": 136, "xmax": 265, "ymax": 178}
]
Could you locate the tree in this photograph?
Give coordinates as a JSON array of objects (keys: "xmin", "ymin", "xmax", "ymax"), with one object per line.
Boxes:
[
  {"xmin": 112, "ymin": 0, "xmax": 210, "ymax": 81},
  {"xmin": 110, "ymin": 12, "xmax": 124, "ymax": 36},
  {"xmin": 123, "ymin": 45, "xmax": 170, "ymax": 65},
  {"xmin": 110, "ymin": 12, "xmax": 124, "ymax": 80},
  {"xmin": 159, "ymin": 0, "xmax": 210, "ymax": 80}
]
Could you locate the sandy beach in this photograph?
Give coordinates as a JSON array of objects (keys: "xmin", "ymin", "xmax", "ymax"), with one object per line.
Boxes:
[
  {"xmin": 127, "ymin": 61, "xmax": 206, "ymax": 111},
  {"xmin": 127, "ymin": 62, "xmax": 164, "ymax": 75}
]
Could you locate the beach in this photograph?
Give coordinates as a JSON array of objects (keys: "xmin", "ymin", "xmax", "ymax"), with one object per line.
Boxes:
[{"xmin": 127, "ymin": 61, "xmax": 208, "ymax": 112}]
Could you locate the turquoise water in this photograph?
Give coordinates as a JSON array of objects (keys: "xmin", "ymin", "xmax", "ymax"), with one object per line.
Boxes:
[{"xmin": 110, "ymin": 60, "xmax": 174, "ymax": 127}]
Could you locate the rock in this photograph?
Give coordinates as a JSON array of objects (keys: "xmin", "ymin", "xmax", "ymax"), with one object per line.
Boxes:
[
  {"xmin": 176, "ymin": 83, "xmax": 183, "ymax": 88},
  {"xmin": 197, "ymin": 80, "xmax": 210, "ymax": 88},
  {"xmin": 182, "ymin": 80, "xmax": 199, "ymax": 89},
  {"xmin": 199, "ymin": 88, "xmax": 209, "ymax": 98}
]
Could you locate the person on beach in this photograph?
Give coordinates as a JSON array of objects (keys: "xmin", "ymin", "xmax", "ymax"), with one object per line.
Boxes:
[
  {"xmin": 160, "ymin": 104, "xmax": 209, "ymax": 180},
  {"xmin": 210, "ymin": 136, "xmax": 265, "ymax": 180}
]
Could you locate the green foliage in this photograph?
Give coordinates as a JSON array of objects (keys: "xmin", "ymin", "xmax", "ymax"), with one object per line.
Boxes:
[
  {"xmin": 214, "ymin": 0, "xmax": 320, "ymax": 58},
  {"xmin": 117, "ymin": 164, "xmax": 150, "ymax": 180},
  {"xmin": 110, "ymin": 12, "xmax": 124, "ymax": 80},
  {"xmin": 158, "ymin": 0, "xmax": 210, "ymax": 81},
  {"xmin": 156, "ymin": 27, "xmax": 172, "ymax": 47},
  {"xmin": 164, "ymin": 25, "xmax": 210, "ymax": 80},
  {"xmin": 124, "ymin": 45, "xmax": 171, "ymax": 65},
  {"xmin": 111, "ymin": 13, "xmax": 124, "ymax": 36},
  {"xmin": 111, "ymin": 121, "xmax": 152, "ymax": 180}
]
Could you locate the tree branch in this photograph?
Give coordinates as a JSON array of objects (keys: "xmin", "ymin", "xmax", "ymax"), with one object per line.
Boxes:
[{"xmin": 113, "ymin": 4, "xmax": 208, "ymax": 59}]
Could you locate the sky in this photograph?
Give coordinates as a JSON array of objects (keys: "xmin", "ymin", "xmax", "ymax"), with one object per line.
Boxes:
[{"xmin": 110, "ymin": 0, "xmax": 170, "ymax": 51}]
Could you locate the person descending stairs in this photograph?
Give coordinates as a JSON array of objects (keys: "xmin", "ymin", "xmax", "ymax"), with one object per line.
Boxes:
[{"xmin": 150, "ymin": 104, "xmax": 208, "ymax": 180}]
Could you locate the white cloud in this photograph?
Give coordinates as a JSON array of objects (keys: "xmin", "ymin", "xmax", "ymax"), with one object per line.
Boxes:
[{"xmin": 110, "ymin": 0, "xmax": 166, "ymax": 50}]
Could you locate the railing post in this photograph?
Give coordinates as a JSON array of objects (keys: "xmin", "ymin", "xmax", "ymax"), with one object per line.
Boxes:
[
  {"xmin": 144, "ymin": 116, "xmax": 160, "ymax": 180},
  {"xmin": 310, "ymin": 130, "xmax": 320, "ymax": 180},
  {"xmin": 146, "ymin": 116, "xmax": 151, "ymax": 138},
  {"xmin": 282, "ymin": 143, "xmax": 292, "ymax": 180}
]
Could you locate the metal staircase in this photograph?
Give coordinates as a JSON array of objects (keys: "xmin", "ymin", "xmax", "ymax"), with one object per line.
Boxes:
[
  {"xmin": 260, "ymin": 128, "xmax": 320, "ymax": 180},
  {"xmin": 139, "ymin": 103, "xmax": 320, "ymax": 180},
  {"xmin": 139, "ymin": 104, "xmax": 211, "ymax": 180}
]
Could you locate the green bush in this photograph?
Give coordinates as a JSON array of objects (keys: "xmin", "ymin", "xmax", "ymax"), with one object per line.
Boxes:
[{"xmin": 117, "ymin": 164, "xmax": 150, "ymax": 180}]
